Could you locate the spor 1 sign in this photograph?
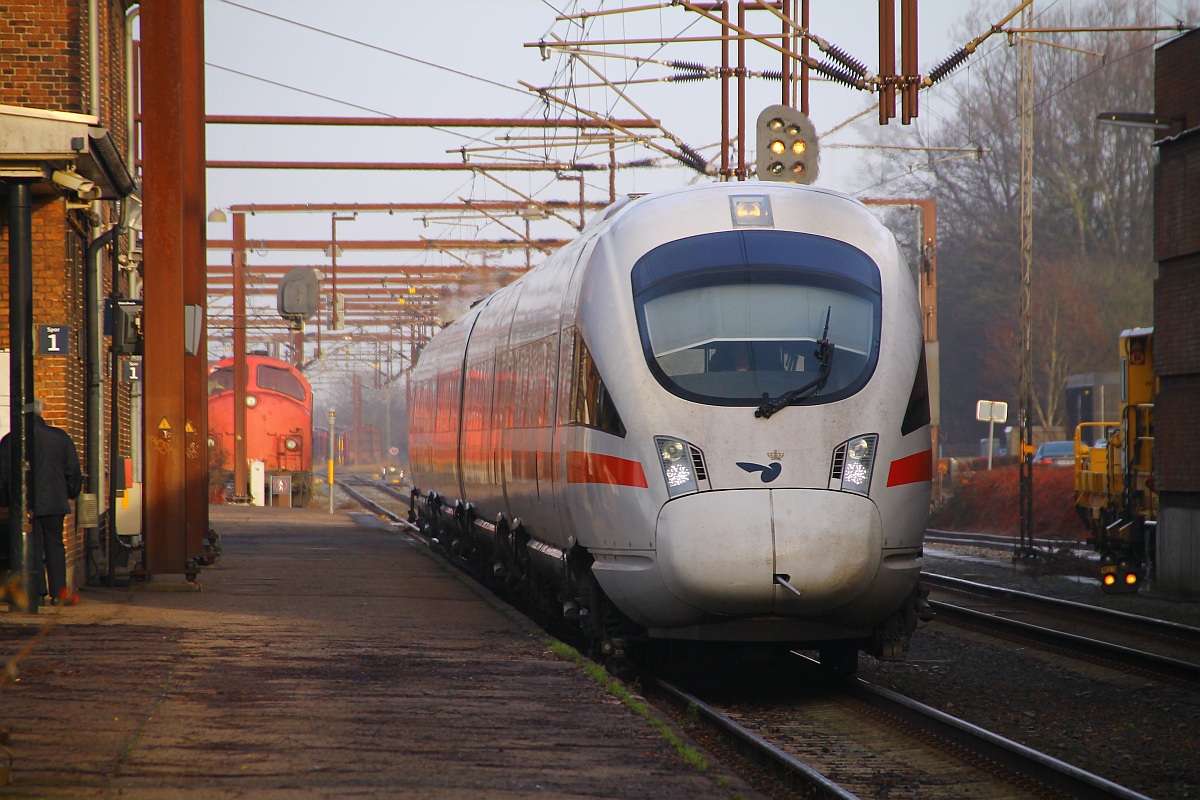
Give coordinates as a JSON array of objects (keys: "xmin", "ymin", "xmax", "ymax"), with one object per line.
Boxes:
[{"xmin": 38, "ymin": 325, "xmax": 70, "ymax": 356}]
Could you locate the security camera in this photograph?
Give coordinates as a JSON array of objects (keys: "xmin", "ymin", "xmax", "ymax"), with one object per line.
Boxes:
[{"xmin": 51, "ymin": 169, "xmax": 101, "ymax": 201}]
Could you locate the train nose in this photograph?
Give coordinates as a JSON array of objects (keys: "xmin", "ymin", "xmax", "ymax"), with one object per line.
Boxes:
[{"xmin": 656, "ymin": 489, "xmax": 882, "ymax": 615}]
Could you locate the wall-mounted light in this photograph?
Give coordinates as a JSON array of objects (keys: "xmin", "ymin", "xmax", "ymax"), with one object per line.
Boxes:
[{"xmin": 1096, "ymin": 111, "xmax": 1185, "ymax": 131}]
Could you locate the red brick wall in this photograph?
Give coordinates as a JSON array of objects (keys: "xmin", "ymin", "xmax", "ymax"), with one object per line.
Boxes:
[
  {"xmin": 1156, "ymin": 376, "xmax": 1200, "ymax": 493},
  {"xmin": 1154, "ymin": 256, "xmax": 1200, "ymax": 376},
  {"xmin": 1155, "ymin": 256, "xmax": 1200, "ymax": 492},
  {"xmin": 1153, "ymin": 29, "xmax": 1200, "ymax": 497},
  {"xmin": 1155, "ymin": 29, "xmax": 1200, "ymax": 131},
  {"xmin": 1, "ymin": 0, "xmax": 133, "ymax": 591},
  {"xmin": 0, "ymin": 1, "xmax": 85, "ymax": 111}
]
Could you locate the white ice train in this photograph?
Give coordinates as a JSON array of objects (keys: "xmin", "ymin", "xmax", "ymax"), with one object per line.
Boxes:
[{"xmin": 408, "ymin": 182, "xmax": 932, "ymax": 670}]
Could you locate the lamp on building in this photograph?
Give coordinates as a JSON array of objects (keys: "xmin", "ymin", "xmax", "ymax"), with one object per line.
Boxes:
[{"xmin": 1096, "ymin": 111, "xmax": 1185, "ymax": 132}]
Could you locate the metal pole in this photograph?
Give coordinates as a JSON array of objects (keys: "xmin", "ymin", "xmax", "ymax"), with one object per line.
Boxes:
[
  {"xmin": 330, "ymin": 215, "xmax": 338, "ymax": 331},
  {"xmin": 327, "ymin": 409, "xmax": 336, "ymax": 514},
  {"xmin": 1017, "ymin": 2, "xmax": 1036, "ymax": 559},
  {"xmin": 987, "ymin": 419, "xmax": 996, "ymax": 470},
  {"xmin": 6, "ymin": 179, "xmax": 36, "ymax": 611},
  {"xmin": 232, "ymin": 212, "xmax": 249, "ymax": 502}
]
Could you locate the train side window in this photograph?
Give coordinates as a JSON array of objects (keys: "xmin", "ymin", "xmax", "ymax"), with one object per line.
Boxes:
[
  {"xmin": 900, "ymin": 343, "xmax": 931, "ymax": 436},
  {"xmin": 464, "ymin": 361, "xmax": 493, "ymax": 432},
  {"xmin": 257, "ymin": 365, "xmax": 307, "ymax": 402},
  {"xmin": 570, "ymin": 329, "xmax": 626, "ymax": 437},
  {"xmin": 208, "ymin": 366, "xmax": 234, "ymax": 396}
]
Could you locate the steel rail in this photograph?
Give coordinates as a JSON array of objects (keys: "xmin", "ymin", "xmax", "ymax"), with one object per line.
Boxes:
[
  {"xmin": 924, "ymin": 528, "xmax": 1082, "ymax": 552},
  {"xmin": 930, "ymin": 601, "xmax": 1200, "ymax": 684},
  {"xmin": 924, "ymin": 573, "xmax": 1200, "ymax": 644},
  {"xmin": 334, "ymin": 478, "xmax": 418, "ymax": 532},
  {"xmin": 652, "ymin": 678, "xmax": 860, "ymax": 800},
  {"xmin": 818, "ymin": 655, "xmax": 1155, "ymax": 800}
]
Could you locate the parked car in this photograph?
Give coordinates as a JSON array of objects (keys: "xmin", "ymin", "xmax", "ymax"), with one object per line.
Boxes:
[{"xmin": 1033, "ymin": 440, "xmax": 1076, "ymax": 466}]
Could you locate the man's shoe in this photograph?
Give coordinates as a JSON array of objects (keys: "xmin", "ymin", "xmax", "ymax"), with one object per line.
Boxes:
[{"xmin": 57, "ymin": 589, "xmax": 80, "ymax": 606}]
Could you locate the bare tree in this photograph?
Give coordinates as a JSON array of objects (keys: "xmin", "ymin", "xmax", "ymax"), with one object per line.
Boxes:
[{"xmin": 868, "ymin": 0, "xmax": 1167, "ymax": 447}]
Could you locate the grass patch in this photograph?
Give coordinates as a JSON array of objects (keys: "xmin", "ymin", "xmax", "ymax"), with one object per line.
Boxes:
[{"xmin": 545, "ymin": 639, "xmax": 709, "ymax": 773}]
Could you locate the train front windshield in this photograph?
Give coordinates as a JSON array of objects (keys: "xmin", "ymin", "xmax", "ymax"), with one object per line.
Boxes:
[{"xmin": 632, "ymin": 230, "xmax": 882, "ymax": 406}]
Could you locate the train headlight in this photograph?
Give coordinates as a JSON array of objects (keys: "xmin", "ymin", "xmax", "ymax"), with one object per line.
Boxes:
[
  {"xmin": 207, "ymin": 436, "xmax": 216, "ymax": 448},
  {"xmin": 245, "ymin": 394, "xmax": 259, "ymax": 408},
  {"xmin": 655, "ymin": 436, "xmax": 699, "ymax": 498},
  {"xmin": 284, "ymin": 437, "xmax": 300, "ymax": 451},
  {"xmin": 831, "ymin": 434, "xmax": 878, "ymax": 496}
]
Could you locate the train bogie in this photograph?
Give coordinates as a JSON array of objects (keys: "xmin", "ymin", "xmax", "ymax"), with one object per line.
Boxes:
[{"xmin": 410, "ymin": 183, "xmax": 932, "ymax": 664}]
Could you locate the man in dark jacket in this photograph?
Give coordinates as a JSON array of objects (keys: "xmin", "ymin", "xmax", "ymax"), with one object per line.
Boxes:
[{"xmin": 0, "ymin": 397, "xmax": 84, "ymax": 605}]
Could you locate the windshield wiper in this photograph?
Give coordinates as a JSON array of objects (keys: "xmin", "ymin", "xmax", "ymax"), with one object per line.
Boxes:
[{"xmin": 756, "ymin": 307, "xmax": 834, "ymax": 420}]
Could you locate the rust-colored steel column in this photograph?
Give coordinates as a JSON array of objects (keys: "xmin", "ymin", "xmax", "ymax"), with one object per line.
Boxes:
[
  {"xmin": 232, "ymin": 213, "xmax": 249, "ymax": 501},
  {"xmin": 800, "ymin": 0, "xmax": 809, "ymax": 114},
  {"xmin": 878, "ymin": 0, "xmax": 897, "ymax": 124},
  {"xmin": 737, "ymin": 0, "xmax": 747, "ymax": 180},
  {"xmin": 720, "ymin": 0, "xmax": 730, "ymax": 180},
  {"xmin": 181, "ymin": 0, "xmax": 209, "ymax": 558},
  {"xmin": 141, "ymin": 2, "xmax": 192, "ymax": 575},
  {"xmin": 900, "ymin": 0, "xmax": 919, "ymax": 124},
  {"xmin": 292, "ymin": 328, "xmax": 304, "ymax": 367},
  {"xmin": 863, "ymin": 197, "xmax": 940, "ymax": 463}
]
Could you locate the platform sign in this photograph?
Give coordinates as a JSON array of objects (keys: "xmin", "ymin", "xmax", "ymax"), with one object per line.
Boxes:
[
  {"xmin": 976, "ymin": 399, "xmax": 1008, "ymax": 470},
  {"xmin": 975, "ymin": 400, "xmax": 1008, "ymax": 423},
  {"xmin": 121, "ymin": 357, "xmax": 143, "ymax": 383},
  {"xmin": 38, "ymin": 325, "xmax": 70, "ymax": 355},
  {"xmin": 271, "ymin": 475, "xmax": 293, "ymax": 508}
]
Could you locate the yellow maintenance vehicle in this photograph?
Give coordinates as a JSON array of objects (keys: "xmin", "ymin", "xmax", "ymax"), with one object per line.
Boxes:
[{"xmin": 1074, "ymin": 328, "xmax": 1156, "ymax": 594}]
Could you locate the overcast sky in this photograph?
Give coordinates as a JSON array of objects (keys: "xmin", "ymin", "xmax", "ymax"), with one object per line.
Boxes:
[
  {"xmin": 195, "ymin": 0, "xmax": 1196, "ymax": 394},
  {"xmin": 201, "ymin": 0, "xmax": 1194, "ymax": 247}
]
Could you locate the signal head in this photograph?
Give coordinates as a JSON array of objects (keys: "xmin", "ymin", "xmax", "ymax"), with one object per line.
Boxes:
[{"xmin": 756, "ymin": 105, "xmax": 819, "ymax": 184}]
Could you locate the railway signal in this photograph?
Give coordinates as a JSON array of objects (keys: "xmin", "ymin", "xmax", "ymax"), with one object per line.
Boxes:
[{"xmin": 755, "ymin": 105, "xmax": 819, "ymax": 184}]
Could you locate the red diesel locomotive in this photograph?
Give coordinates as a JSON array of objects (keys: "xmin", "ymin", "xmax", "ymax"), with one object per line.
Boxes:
[{"xmin": 208, "ymin": 353, "xmax": 313, "ymax": 504}]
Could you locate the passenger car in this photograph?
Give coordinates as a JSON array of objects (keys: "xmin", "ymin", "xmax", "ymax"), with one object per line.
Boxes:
[{"xmin": 1033, "ymin": 440, "xmax": 1076, "ymax": 467}]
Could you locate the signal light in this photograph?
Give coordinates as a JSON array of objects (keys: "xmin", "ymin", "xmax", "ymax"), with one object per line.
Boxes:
[
  {"xmin": 756, "ymin": 104, "xmax": 819, "ymax": 184},
  {"xmin": 1103, "ymin": 574, "xmax": 1116, "ymax": 587},
  {"xmin": 1125, "ymin": 572, "xmax": 1139, "ymax": 586}
]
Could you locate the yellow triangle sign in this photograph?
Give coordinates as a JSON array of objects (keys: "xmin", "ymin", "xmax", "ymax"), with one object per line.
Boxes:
[
  {"xmin": 185, "ymin": 420, "xmax": 196, "ymax": 434},
  {"xmin": 158, "ymin": 417, "xmax": 171, "ymax": 431}
]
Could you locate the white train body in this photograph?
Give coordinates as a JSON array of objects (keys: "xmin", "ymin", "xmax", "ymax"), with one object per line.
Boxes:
[{"xmin": 409, "ymin": 183, "xmax": 931, "ymax": 659}]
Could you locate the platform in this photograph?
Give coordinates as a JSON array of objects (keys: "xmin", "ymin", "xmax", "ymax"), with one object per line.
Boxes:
[{"xmin": 0, "ymin": 505, "xmax": 755, "ymax": 799}]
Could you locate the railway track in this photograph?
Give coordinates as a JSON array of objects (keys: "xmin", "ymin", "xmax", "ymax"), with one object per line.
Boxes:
[
  {"xmin": 923, "ymin": 573, "xmax": 1200, "ymax": 686},
  {"xmin": 652, "ymin": 655, "xmax": 1152, "ymax": 800},
  {"xmin": 336, "ymin": 477, "xmax": 1158, "ymax": 799},
  {"xmin": 924, "ymin": 529, "xmax": 1087, "ymax": 554}
]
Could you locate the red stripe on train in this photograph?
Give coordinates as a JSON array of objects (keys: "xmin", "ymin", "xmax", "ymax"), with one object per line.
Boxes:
[
  {"xmin": 566, "ymin": 451, "xmax": 649, "ymax": 488},
  {"xmin": 886, "ymin": 449, "xmax": 933, "ymax": 487}
]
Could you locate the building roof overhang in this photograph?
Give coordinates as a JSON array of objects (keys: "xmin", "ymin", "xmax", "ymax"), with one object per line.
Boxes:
[{"xmin": 0, "ymin": 104, "xmax": 137, "ymax": 199}]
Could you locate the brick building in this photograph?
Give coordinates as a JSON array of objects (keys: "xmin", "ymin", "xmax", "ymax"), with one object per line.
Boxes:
[
  {"xmin": 1153, "ymin": 27, "xmax": 1200, "ymax": 595},
  {"xmin": 1, "ymin": 0, "xmax": 140, "ymax": 605}
]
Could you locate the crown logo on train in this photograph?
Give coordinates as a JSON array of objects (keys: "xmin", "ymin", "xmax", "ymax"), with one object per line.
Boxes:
[{"xmin": 768, "ymin": 450, "xmax": 784, "ymax": 461}]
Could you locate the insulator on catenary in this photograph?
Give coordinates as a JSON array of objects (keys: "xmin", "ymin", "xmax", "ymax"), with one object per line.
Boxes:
[
  {"xmin": 668, "ymin": 72, "xmax": 708, "ymax": 83},
  {"xmin": 676, "ymin": 141, "xmax": 708, "ymax": 174},
  {"xmin": 927, "ymin": 48, "xmax": 971, "ymax": 85},
  {"xmin": 759, "ymin": 70, "xmax": 783, "ymax": 81},
  {"xmin": 670, "ymin": 59, "xmax": 706, "ymax": 73},
  {"xmin": 821, "ymin": 44, "xmax": 868, "ymax": 77},
  {"xmin": 810, "ymin": 59, "xmax": 865, "ymax": 90}
]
